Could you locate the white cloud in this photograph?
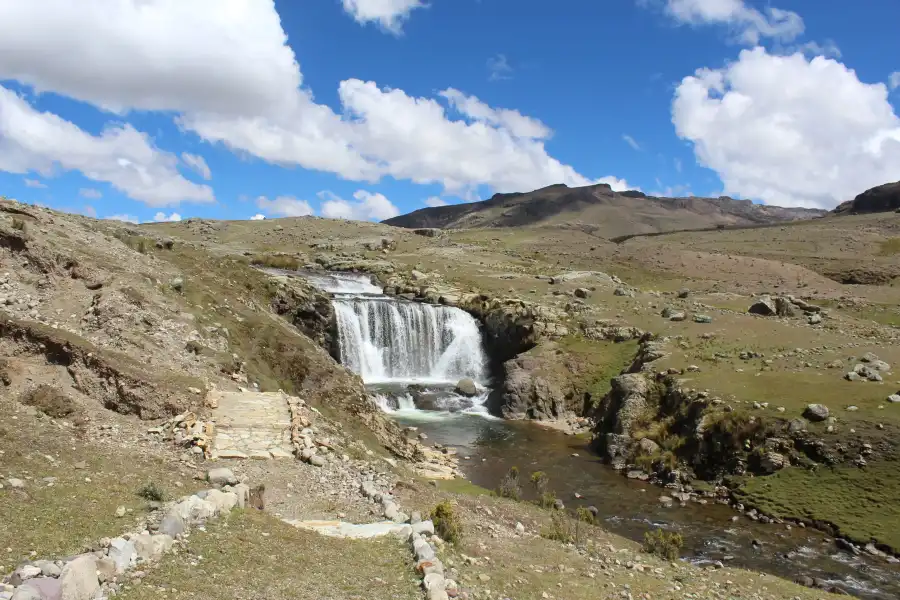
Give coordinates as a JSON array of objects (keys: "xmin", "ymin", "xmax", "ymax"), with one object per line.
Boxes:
[
  {"xmin": 487, "ymin": 54, "xmax": 513, "ymax": 82},
  {"xmin": 674, "ymin": 158, "xmax": 683, "ymax": 172},
  {"xmin": 181, "ymin": 152, "xmax": 212, "ymax": 180},
  {"xmin": 662, "ymin": 0, "xmax": 804, "ymax": 45},
  {"xmin": 672, "ymin": 47, "xmax": 900, "ymax": 209},
  {"xmin": 79, "ymin": 187, "xmax": 102, "ymax": 199},
  {"xmin": 153, "ymin": 211, "xmax": 182, "ymax": 222},
  {"xmin": 1, "ymin": 0, "xmax": 628, "ymax": 202},
  {"xmin": 23, "ymin": 178, "xmax": 47, "ymax": 188},
  {"xmin": 594, "ymin": 176, "xmax": 632, "ymax": 192},
  {"xmin": 250, "ymin": 213, "xmax": 266, "ymax": 220},
  {"xmin": 424, "ymin": 196, "xmax": 448, "ymax": 207},
  {"xmin": 890, "ymin": 72, "xmax": 900, "ymax": 91},
  {"xmin": 797, "ymin": 40, "xmax": 841, "ymax": 59},
  {"xmin": 622, "ymin": 134, "xmax": 641, "ymax": 151},
  {"xmin": 0, "ymin": 86, "xmax": 214, "ymax": 207},
  {"xmin": 0, "ymin": 0, "xmax": 300, "ymax": 116},
  {"xmin": 320, "ymin": 190, "xmax": 400, "ymax": 221},
  {"xmin": 255, "ymin": 195, "xmax": 314, "ymax": 218},
  {"xmin": 105, "ymin": 214, "xmax": 139, "ymax": 224},
  {"xmin": 340, "ymin": 0, "xmax": 425, "ymax": 34}
]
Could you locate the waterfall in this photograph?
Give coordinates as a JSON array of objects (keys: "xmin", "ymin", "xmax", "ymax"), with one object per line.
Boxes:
[
  {"xmin": 333, "ymin": 297, "xmax": 487, "ymax": 384},
  {"xmin": 300, "ymin": 270, "xmax": 491, "ymax": 417}
]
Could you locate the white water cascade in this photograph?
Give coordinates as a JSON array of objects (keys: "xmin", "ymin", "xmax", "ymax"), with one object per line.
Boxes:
[{"xmin": 302, "ymin": 271, "xmax": 491, "ymax": 416}]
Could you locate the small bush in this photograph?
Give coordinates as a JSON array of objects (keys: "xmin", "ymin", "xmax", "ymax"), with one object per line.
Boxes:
[
  {"xmin": 11, "ymin": 217, "xmax": 26, "ymax": 231},
  {"xmin": 138, "ymin": 481, "xmax": 166, "ymax": 502},
  {"xmin": 541, "ymin": 511, "xmax": 575, "ymax": 544},
  {"xmin": 19, "ymin": 385, "xmax": 76, "ymax": 418},
  {"xmin": 642, "ymin": 528, "xmax": 683, "ymax": 560},
  {"xmin": 538, "ymin": 490, "xmax": 558, "ymax": 510},
  {"xmin": 575, "ymin": 506, "xmax": 596, "ymax": 525},
  {"xmin": 530, "ymin": 471, "xmax": 549, "ymax": 495},
  {"xmin": 497, "ymin": 466, "xmax": 522, "ymax": 501},
  {"xmin": 431, "ymin": 501, "xmax": 461, "ymax": 545}
]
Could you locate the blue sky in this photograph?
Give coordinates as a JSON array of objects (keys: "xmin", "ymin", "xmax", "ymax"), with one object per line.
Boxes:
[{"xmin": 0, "ymin": 0, "xmax": 898, "ymax": 223}]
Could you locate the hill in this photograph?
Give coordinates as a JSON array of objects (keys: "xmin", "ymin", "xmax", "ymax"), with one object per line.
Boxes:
[
  {"xmin": 383, "ymin": 183, "xmax": 826, "ymax": 236},
  {"xmin": 834, "ymin": 180, "xmax": 900, "ymax": 214}
]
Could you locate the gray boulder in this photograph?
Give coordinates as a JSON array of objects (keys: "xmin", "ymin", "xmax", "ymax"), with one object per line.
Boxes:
[
  {"xmin": 759, "ymin": 452, "xmax": 788, "ymax": 474},
  {"xmin": 58, "ymin": 556, "xmax": 99, "ymax": 600},
  {"xmin": 206, "ymin": 468, "xmax": 237, "ymax": 486},
  {"xmin": 574, "ymin": 288, "xmax": 590, "ymax": 299},
  {"xmin": 14, "ymin": 578, "xmax": 62, "ymax": 600},
  {"xmin": 454, "ymin": 378, "xmax": 477, "ymax": 397},
  {"xmin": 158, "ymin": 512, "xmax": 186, "ymax": 538},
  {"xmin": 107, "ymin": 537, "xmax": 136, "ymax": 573},
  {"xmin": 748, "ymin": 295, "xmax": 776, "ymax": 316},
  {"xmin": 803, "ymin": 404, "xmax": 830, "ymax": 422},
  {"xmin": 888, "ymin": 394, "xmax": 900, "ymax": 404}
]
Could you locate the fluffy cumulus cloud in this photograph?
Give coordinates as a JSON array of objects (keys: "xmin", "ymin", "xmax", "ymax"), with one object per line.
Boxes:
[
  {"xmin": 153, "ymin": 211, "xmax": 182, "ymax": 222},
  {"xmin": 424, "ymin": 196, "xmax": 448, "ymax": 207},
  {"xmin": 250, "ymin": 213, "xmax": 266, "ymax": 220},
  {"xmin": 320, "ymin": 190, "xmax": 400, "ymax": 221},
  {"xmin": 341, "ymin": 0, "xmax": 425, "ymax": 34},
  {"xmin": 0, "ymin": 0, "xmax": 627, "ymax": 206},
  {"xmin": 0, "ymin": 86, "xmax": 214, "ymax": 207},
  {"xmin": 661, "ymin": 0, "xmax": 804, "ymax": 44},
  {"xmin": 181, "ymin": 153, "xmax": 212, "ymax": 180},
  {"xmin": 255, "ymin": 195, "xmax": 314, "ymax": 218},
  {"xmin": 672, "ymin": 47, "xmax": 900, "ymax": 208},
  {"xmin": 24, "ymin": 178, "xmax": 47, "ymax": 188},
  {"xmin": 79, "ymin": 188, "xmax": 102, "ymax": 199}
]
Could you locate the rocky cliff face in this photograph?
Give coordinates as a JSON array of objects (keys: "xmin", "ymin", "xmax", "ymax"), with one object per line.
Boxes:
[{"xmin": 834, "ymin": 180, "xmax": 900, "ymax": 214}]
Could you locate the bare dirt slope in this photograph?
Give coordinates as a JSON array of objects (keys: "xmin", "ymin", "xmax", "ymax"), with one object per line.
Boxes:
[{"xmin": 383, "ymin": 183, "xmax": 826, "ymax": 235}]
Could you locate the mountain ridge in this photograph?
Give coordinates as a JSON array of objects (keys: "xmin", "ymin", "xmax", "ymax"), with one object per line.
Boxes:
[{"xmin": 383, "ymin": 183, "xmax": 827, "ymax": 237}]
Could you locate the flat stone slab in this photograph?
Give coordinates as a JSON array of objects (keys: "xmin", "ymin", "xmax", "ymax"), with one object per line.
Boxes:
[
  {"xmin": 284, "ymin": 519, "xmax": 411, "ymax": 540},
  {"xmin": 212, "ymin": 391, "xmax": 293, "ymax": 458}
]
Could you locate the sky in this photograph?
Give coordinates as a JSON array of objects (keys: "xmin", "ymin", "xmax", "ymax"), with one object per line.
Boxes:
[{"xmin": 0, "ymin": 0, "xmax": 899, "ymax": 224}]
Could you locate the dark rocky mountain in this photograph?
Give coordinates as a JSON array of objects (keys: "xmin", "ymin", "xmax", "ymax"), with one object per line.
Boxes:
[
  {"xmin": 383, "ymin": 183, "xmax": 827, "ymax": 237},
  {"xmin": 834, "ymin": 180, "xmax": 900, "ymax": 214}
]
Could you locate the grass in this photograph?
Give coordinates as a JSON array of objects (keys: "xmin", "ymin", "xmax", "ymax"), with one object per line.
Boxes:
[
  {"xmin": 0, "ymin": 401, "xmax": 200, "ymax": 565},
  {"xmin": 116, "ymin": 510, "xmax": 420, "ymax": 600},
  {"xmin": 434, "ymin": 478, "xmax": 492, "ymax": 496},
  {"xmin": 734, "ymin": 462, "xmax": 900, "ymax": 550},
  {"xmin": 250, "ymin": 254, "xmax": 302, "ymax": 271},
  {"xmin": 553, "ymin": 336, "xmax": 639, "ymax": 409}
]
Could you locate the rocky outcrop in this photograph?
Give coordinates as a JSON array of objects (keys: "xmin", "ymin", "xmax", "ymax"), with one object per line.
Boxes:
[
  {"xmin": 834, "ymin": 180, "xmax": 900, "ymax": 214},
  {"xmin": 498, "ymin": 345, "xmax": 577, "ymax": 420},
  {"xmin": 268, "ymin": 274, "xmax": 335, "ymax": 350}
]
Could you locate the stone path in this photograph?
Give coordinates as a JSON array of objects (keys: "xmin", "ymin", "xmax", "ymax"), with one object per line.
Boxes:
[{"xmin": 210, "ymin": 391, "xmax": 293, "ymax": 460}]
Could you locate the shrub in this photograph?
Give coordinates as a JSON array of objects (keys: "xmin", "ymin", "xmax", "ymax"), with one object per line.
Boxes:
[
  {"xmin": 138, "ymin": 481, "xmax": 166, "ymax": 502},
  {"xmin": 642, "ymin": 528, "xmax": 683, "ymax": 560},
  {"xmin": 11, "ymin": 217, "xmax": 26, "ymax": 231},
  {"xmin": 250, "ymin": 254, "xmax": 301, "ymax": 271},
  {"xmin": 541, "ymin": 511, "xmax": 574, "ymax": 543},
  {"xmin": 497, "ymin": 466, "xmax": 522, "ymax": 501},
  {"xmin": 530, "ymin": 471, "xmax": 549, "ymax": 495},
  {"xmin": 430, "ymin": 501, "xmax": 461, "ymax": 545},
  {"xmin": 575, "ymin": 506, "xmax": 596, "ymax": 525},
  {"xmin": 538, "ymin": 490, "xmax": 558, "ymax": 510}
]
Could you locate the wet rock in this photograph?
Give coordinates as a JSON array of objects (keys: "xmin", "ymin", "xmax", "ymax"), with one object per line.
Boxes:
[
  {"xmin": 802, "ymin": 404, "xmax": 829, "ymax": 422},
  {"xmin": 454, "ymin": 378, "xmax": 477, "ymax": 397}
]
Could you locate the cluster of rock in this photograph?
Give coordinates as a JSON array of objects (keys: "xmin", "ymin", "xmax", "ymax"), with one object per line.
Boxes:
[
  {"xmin": 748, "ymin": 294, "xmax": 824, "ymax": 324},
  {"xmin": 362, "ymin": 238, "xmax": 397, "ymax": 253},
  {"xmin": 659, "ymin": 306, "xmax": 712, "ymax": 323},
  {"xmin": 0, "ymin": 469, "xmax": 249, "ymax": 600},
  {"xmin": 147, "ymin": 410, "xmax": 215, "ymax": 457},
  {"xmin": 288, "ymin": 396, "xmax": 342, "ymax": 468},
  {"xmin": 844, "ymin": 353, "xmax": 891, "ymax": 382}
]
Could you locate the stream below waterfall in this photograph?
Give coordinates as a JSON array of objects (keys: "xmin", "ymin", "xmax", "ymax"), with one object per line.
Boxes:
[{"xmin": 299, "ymin": 270, "xmax": 900, "ymax": 600}]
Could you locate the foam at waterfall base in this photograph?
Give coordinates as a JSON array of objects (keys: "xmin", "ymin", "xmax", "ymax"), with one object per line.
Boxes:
[{"xmin": 369, "ymin": 384, "xmax": 495, "ymax": 421}]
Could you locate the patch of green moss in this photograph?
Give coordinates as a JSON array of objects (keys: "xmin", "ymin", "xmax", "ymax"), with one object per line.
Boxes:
[{"xmin": 734, "ymin": 462, "xmax": 900, "ymax": 550}]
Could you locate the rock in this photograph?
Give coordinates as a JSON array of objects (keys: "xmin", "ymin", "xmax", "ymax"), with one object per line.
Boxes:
[
  {"xmin": 205, "ymin": 489, "xmax": 238, "ymax": 514},
  {"xmin": 845, "ymin": 371, "xmax": 861, "ymax": 382},
  {"xmin": 787, "ymin": 418, "xmax": 808, "ymax": 433},
  {"xmin": 411, "ymin": 521, "xmax": 435, "ymax": 536},
  {"xmin": 677, "ymin": 288, "xmax": 690, "ymax": 299},
  {"xmin": 759, "ymin": 452, "xmax": 788, "ymax": 474},
  {"xmin": 803, "ymin": 404, "xmax": 829, "ymax": 422},
  {"xmin": 413, "ymin": 537, "xmax": 436, "ymax": 562},
  {"xmin": 58, "ymin": 556, "xmax": 99, "ymax": 600},
  {"xmin": 158, "ymin": 511, "xmax": 186, "ymax": 537},
  {"xmin": 637, "ymin": 438, "xmax": 660, "ymax": 454},
  {"xmin": 888, "ymin": 394, "xmax": 900, "ymax": 404},
  {"xmin": 614, "ymin": 287, "xmax": 634, "ymax": 297},
  {"xmin": 669, "ymin": 312, "xmax": 686, "ymax": 322},
  {"xmin": 133, "ymin": 534, "xmax": 173, "ymax": 562},
  {"xmin": 553, "ymin": 499, "xmax": 565, "ymax": 510},
  {"xmin": 232, "ymin": 483, "xmax": 251, "ymax": 509},
  {"xmin": 574, "ymin": 287, "xmax": 590, "ymax": 299},
  {"xmin": 748, "ymin": 295, "xmax": 777, "ymax": 316},
  {"xmin": 454, "ymin": 378, "xmax": 478, "ymax": 397},
  {"xmin": 414, "ymin": 228, "xmax": 441, "ymax": 238},
  {"xmin": 14, "ymin": 578, "xmax": 62, "ymax": 600},
  {"xmin": 693, "ymin": 314, "xmax": 712, "ymax": 324},
  {"xmin": 515, "ymin": 522, "xmax": 525, "ymax": 534},
  {"xmin": 107, "ymin": 538, "xmax": 136, "ymax": 573},
  {"xmin": 309, "ymin": 455, "xmax": 326, "ymax": 467},
  {"xmin": 206, "ymin": 468, "xmax": 237, "ymax": 486},
  {"xmin": 660, "ymin": 306, "xmax": 677, "ymax": 318},
  {"xmin": 38, "ymin": 562, "xmax": 61, "ymax": 578},
  {"xmin": 171, "ymin": 495, "xmax": 216, "ymax": 525},
  {"xmin": 216, "ymin": 449, "xmax": 248, "ymax": 459},
  {"xmin": 95, "ymin": 558, "xmax": 116, "ymax": 583},
  {"xmin": 773, "ymin": 297, "xmax": 795, "ymax": 317},
  {"xmin": 7, "ymin": 478, "xmax": 25, "ymax": 489},
  {"xmin": 114, "ymin": 505, "xmax": 126, "ymax": 518},
  {"xmin": 808, "ymin": 314, "xmax": 823, "ymax": 325}
]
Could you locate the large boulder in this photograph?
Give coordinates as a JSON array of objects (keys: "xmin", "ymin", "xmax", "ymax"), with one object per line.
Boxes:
[
  {"xmin": 803, "ymin": 404, "xmax": 830, "ymax": 422},
  {"xmin": 759, "ymin": 452, "xmax": 788, "ymax": 474},
  {"xmin": 454, "ymin": 378, "xmax": 478, "ymax": 397},
  {"xmin": 58, "ymin": 556, "xmax": 99, "ymax": 600},
  {"xmin": 748, "ymin": 295, "xmax": 777, "ymax": 316},
  {"xmin": 206, "ymin": 468, "xmax": 237, "ymax": 486}
]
